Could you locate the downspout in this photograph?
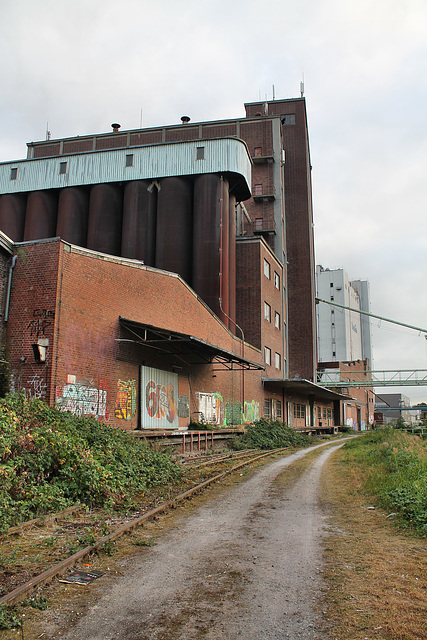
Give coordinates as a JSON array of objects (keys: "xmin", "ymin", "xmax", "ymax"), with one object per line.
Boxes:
[
  {"xmin": 218, "ymin": 175, "xmax": 246, "ymax": 421},
  {"xmin": 4, "ymin": 255, "xmax": 17, "ymax": 322}
]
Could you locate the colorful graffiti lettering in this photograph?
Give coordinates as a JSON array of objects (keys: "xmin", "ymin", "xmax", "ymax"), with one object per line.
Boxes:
[
  {"xmin": 115, "ymin": 379, "xmax": 137, "ymax": 421},
  {"xmin": 56, "ymin": 381, "xmax": 108, "ymax": 420},
  {"xmin": 242, "ymin": 400, "xmax": 260, "ymax": 424},
  {"xmin": 146, "ymin": 380, "xmax": 177, "ymax": 423}
]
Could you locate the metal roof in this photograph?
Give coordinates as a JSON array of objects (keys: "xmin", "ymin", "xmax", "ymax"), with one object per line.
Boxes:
[
  {"xmin": 262, "ymin": 378, "xmax": 348, "ymax": 401},
  {"xmin": 0, "ymin": 138, "xmax": 252, "ymax": 201},
  {"xmin": 119, "ymin": 318, "xmax": 264, "ymax": 371}
]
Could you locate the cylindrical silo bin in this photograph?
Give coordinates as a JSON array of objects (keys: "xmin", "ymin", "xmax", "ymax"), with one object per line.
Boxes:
[
  {"xmin": 192, "ymin": 173, "xmax": 224, "ymax": 321},
  {"xmin": 221, "ymin": 180, "xmax": 230, "ymax": 328},
  {"xmin": 0, "ymin": 194, "xmax": 27, "ymax": 242},
  {"xmin": 56, "ymin": 187, "xmax": 89, "ymax": 247},
  {"xmin": 122, "ymin": 180, "xmax": 157, "ymax": 265},
  {"xmin": 23, "ymin": 191, "xmax": 57, "ymax": 241},
  {"xmin": 228, "ymin": 192, "xmax": 237, "ymax": 333},
  {"xmin": 155, "ymin": 177, "xmax": 192, "ymax": 283},
  {"xmin": 87, "ymin": 184, "xmax": 122, "ymax": 256}
]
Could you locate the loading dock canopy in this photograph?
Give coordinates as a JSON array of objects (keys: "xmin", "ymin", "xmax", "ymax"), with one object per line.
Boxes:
[
  {"xmin": 262, "ymin": 378, "xmax": 347, "ymax": 401},
  {"xmin": 119, "ymin": 317, "xmax": 264, "ymax": 371}
]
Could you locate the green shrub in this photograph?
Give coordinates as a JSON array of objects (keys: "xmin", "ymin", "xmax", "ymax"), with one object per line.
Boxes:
[
  {"xmin": 0, "ymin": 393, "xmax": 182, "ymax": 532},
  {"xmin": 231, "ymin": 418, "xmax": 312, "ymax": 450}
]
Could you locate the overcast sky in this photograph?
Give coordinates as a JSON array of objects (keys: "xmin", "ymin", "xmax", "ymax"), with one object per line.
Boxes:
[{"xmin": 1, "ymin": 0, "xmax": 426, "ymax": 404}]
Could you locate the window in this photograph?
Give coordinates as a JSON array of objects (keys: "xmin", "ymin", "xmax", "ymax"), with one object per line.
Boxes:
[
  {"xmin": 275, "ymin": 311, "xmax": 280, "ymax": 329},
  {"xmin": 264, "ymin": 302, "xmax": 271, "ymax": 322},
  {"xmin": 327, "ymin": 408, "xmax": 332, "ymax": 419},
  {"xmin": 281, "ymin": 114, "xmax": 296, "ymax": 126},
  {"xmin": 59, "ymin": 161, "xmax": 67, "ymax": 175},
  {"xmin": 323, "ymin": 407, "xmax": 327, "ymax": 419},
  {"xmin": 263, "ymin": 259, "xmax": 270, "ymax": 279},
  {"xmin": 10, "ymin": 167, "xmax": 17, "ymax": 180},
  {"xmin": 274, "ymin": 271, "xmax": 280, "ymax": 289},
  {"xmin": 293, "ymin": 403, "xmax": 306, "ymax": 419},
  {"xmin": 264, "ymin": 346, "xmax": 271, "ymax": 365},
  {"xmin": 264, "ymin": 398, "xmax": 271, "ymax": 419},
  {"xmin": 196, "ymin": 146, "xmax": 205, "ymax": 160},
  {"xmin": 330, "ymin": 282, "xmax": 334, "ymax": 288},
  {"xmin": 254, "ymin": 146, "xmax": 262, "ymax": 157},
  {"xmin": 275, "ymin": 352, "xmax": 281, "ymax": 370},
  {"xmin": 275, "ymin": 400, "xmax": 282, "ymax": 420},
  {"xmin": 254, "ymin": 183, "xmax": 263, "ymax": 196},
  {"xmin": 125, "ymin": 154, "xmax": 134, "ymax": 167},
  {"xmin": 254, "ymin": 217, "xmax": 263, "ymax": 231}
]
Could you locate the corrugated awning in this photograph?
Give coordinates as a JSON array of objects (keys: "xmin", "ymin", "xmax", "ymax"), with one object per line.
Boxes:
[
  {"xmin": 119, "ymin": 317, "xmax": 264, "ymax": 371},
  {"xmin": 262, "ymin": 378, "xmax": 348, "ymax": 401}
]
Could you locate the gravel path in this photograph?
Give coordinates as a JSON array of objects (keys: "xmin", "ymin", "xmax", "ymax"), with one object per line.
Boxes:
[{"xmin": 61, "ymin": 442, "xmax": 343, "ymax": 640}]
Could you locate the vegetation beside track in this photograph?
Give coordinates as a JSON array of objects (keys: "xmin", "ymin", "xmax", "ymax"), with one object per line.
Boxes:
[
  {"xmin": 0, "ymin": 393, "xmax": 182, "ymax": 532},
  {"xmin": 340, "ymin": 427, "xmax": 427, "ymax": 536},
  {"xmin": 321, "ymin": 429, "xmax": 427, "ymax": 640},
  {"xmin": 231, "ymin": 418, "xmax": 313, "ymax": 450}
]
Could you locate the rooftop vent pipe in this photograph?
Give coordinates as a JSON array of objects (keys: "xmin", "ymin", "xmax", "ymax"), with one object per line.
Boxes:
[
  {"xmin": 181, "ymin": 116, "xmax": 190, "ymax": 124},
  {"xmin": 111, "ymin": 123, "xmax": 121, "ymax": 132}
]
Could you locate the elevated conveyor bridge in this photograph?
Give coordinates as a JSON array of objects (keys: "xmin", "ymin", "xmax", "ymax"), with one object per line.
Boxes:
[{"xmin": 317, "ymin": 369, "xmax": 427, "ymax": 388}]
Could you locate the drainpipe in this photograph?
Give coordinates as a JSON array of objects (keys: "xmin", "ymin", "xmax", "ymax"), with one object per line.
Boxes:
[{"xmin": 4, "ymin": 255, "xmax": 17, "ymax": 322}]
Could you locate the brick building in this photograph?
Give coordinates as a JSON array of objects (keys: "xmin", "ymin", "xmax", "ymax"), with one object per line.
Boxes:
[
  {"xmin": 318, "ymin": 360, "xmax": 375, "ymax": 430},
  {"xmin": 0, "ymin": 98, "xmax": 343, "ymax": 432}
]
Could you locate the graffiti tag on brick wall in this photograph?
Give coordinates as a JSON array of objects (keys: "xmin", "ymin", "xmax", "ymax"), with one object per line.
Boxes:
[
  {"xmin": 115, "ymin": 378, "xmax": 137, "ymax": 421},
  {"xmin": 55, "ymin": 381, "xmax": 108, "ymax": 420},
  {"xmin": 27, "ymin": 309, "xmax": 55, "ymax": 338},
  {"xmin": 146, "ymin": 381, "xmax": 177, "ymax": 424},
  {"xmin": 178, "ymin": 394, "xmax": 189, "ymax": 419},
  {"xmin": 25, "ymin": 373, "xmax": 47, "ymax": 400}
]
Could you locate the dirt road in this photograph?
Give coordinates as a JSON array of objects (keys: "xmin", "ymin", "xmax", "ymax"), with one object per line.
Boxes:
[{"xmin": 58, "ymin": 442, "xmax": 343, "ymax": 640}]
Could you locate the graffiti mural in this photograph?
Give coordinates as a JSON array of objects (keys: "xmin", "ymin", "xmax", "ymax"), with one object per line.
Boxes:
[
  {"xmin": 140, "ymin": 366, "xmax": 179, "ymax": 429},
  {"xmin": 56, "ymin": 380, "xmax": 108, "ymax": 420},
  {"xmin": 196, "ymin": 392, "xmax": 224, "ymax": 425},
  {"xmin": 195, "ymin": 395, "xmax": 260, "ymax": 426},
  {"xmin": 146, "ymin": 381, "xmax": 177, "ymax": 423},
  {"xmin": 242, "ymin": 400, "xmax": 260, "ymax": 424},
  {"xmin": 114, "ymin": 378, "xmax": 137, "ymax": 421}
]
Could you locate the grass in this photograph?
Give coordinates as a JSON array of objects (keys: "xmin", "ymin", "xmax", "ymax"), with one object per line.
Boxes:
[
  {"xmin": 341, "ymin": 427, "xmax": 427, "ymax": 535},
  {"xmin": 321, "ymin": 431, "xmax": 427, "ymax": 640}
]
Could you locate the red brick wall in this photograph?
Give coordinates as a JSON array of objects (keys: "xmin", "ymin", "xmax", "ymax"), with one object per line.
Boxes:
[
  {"xmin": 6, "ymin": 239, "xmax": 61, "ymax": 403},
  {"xmin": 5, "ymin": 240, "xmax": 268, "ymax": 429},
  {"xmin": 0, "ymin": 247, "xmax": 12, "ymax": 344}
]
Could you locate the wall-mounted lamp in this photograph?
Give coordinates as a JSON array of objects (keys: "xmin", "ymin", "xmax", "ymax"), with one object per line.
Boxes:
[{"xmin": 32, "ymin": 338, "xmax": 48, "ymax": 363}]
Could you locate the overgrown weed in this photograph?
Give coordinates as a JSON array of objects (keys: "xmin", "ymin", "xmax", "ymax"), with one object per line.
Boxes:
[
  {"xmin": 342, "ymin": 427, "xmax": 427, "ymax": 535},
  {"xmin": 231, "ymin": 418, "xmax": 313, "ymax": 450},
  {"xmin": 0, "ymin": 393, "xmax": 182, "ymax": 533}
]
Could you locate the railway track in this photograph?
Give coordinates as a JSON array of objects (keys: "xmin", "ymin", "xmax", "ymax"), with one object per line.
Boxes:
[{"xmin": 0, "ymin": 448, "xmax": 287, "ymax": 609}]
